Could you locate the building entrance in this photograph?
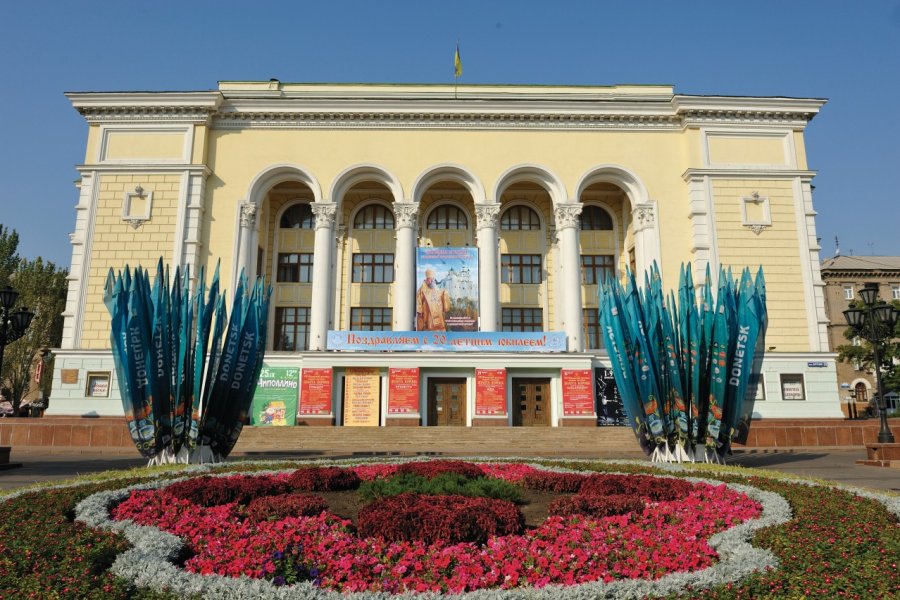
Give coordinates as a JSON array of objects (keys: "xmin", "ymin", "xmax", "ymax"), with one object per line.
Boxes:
[
  {"xmin": 427, "ymin": 378, "xmax": 467, "ymax": 426},
  {"xmin": 512, "ymin": 378, "xmax": 550, "ymax": 426}
]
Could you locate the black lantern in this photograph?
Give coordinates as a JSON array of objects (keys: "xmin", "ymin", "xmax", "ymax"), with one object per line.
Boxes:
[
  {"xmin": 842, "ymin": 285, "xmax": 897, "ymax": 444},
  {"xmin": 0, "ymin": 287, "xmax": 36, "ymax": 401}
]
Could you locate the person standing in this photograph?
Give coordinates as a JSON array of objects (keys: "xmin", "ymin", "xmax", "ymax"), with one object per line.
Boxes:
[{"xmin": 416, "ymin": 269, "xmax": 451, "ymax": 331}]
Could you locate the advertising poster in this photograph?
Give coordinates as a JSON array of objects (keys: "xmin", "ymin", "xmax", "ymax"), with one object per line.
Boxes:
[
  {"xmin": 594, "ymin": 368, "xmax": 626, "ymax": 426},
  {"xmin": 415, "ymin": 247, "xmax": 479, "ymax": 332},
  {"xmin": 250, "ymin": 366, "xmax": 299, "ymax": 426},
  {"xmin": 475, "ymin": 368, "xmax": 507, "ymax": 416},
  {"xmin": 388, "ymin": 367, "xmax": 420, "ymax": 414},
  {"xmin": 299, "ymin": 368, "xmax": 333, "ymax": 415},
  {"xmin": 344, "ymin": 367, "xmax": 381, "ymax": 426},
  {"xmin": 562, "ymin": 369, "xmax": 594, "ymax": 416}
]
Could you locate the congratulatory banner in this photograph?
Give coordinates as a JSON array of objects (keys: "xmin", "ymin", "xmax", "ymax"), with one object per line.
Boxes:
[{"xmin": 327, "ymin": 331, "xmax": 566, "ymax": 353}]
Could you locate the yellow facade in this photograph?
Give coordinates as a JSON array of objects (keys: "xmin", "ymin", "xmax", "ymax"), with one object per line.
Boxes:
[{"xmin": 51, "ymin": 82, "xmax": 841, "ymax": 420}]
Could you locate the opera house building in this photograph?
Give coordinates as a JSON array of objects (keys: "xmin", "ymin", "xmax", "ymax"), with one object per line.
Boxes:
[{"xmin": 48, "ymin": 81, "xmax": 842, "ymax": 427}]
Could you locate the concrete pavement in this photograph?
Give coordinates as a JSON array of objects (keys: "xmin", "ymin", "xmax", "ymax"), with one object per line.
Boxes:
[{"xmin": 0, "ymin": 447, "xmax": 897, "ymax": 493}]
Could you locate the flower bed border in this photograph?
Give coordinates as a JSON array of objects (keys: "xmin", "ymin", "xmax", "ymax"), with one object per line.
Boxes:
[{"xmin": 75, "ymin": 458, "xmax": 791, "ymax": 600}]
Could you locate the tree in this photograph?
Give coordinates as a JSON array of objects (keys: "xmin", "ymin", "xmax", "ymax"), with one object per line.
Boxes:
[
  {"xmin": 836, "ymin": 299, "xmax": 900, "ymax": 395},
  {"xmin": 0, "ymin": 254, "xmax": 68, "ymax": 415},
  {"xmin": 0, "ymin": 225, "xmax": 20, "ymax": 288}
]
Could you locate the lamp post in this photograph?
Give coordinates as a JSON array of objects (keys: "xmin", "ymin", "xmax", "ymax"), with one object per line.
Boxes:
[
  {"xmin": 843, "ymin": 283, "xmax": 899, "ymax": 444},
  {"xmin": 0, "ymin": 286, "xmax": 36, "ymax": 390}
]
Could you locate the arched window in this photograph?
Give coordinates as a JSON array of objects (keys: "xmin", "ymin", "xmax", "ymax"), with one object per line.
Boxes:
[
  {"xmin": 580, "ymin": 205, "xmax": 613, "ymax": 230},
  {"xmin": 427, "ymin": 205, "xmax": 468, "ymax": 229},
  {"xmin": 279, "ymin": 203, "xmax": 315, "ymax": 229},
  {"xmin": 855, "ymin": 382, "xmax": 868, "ymax": 403},
  {"xmin": 500, "ymin": 205, "xmax": 541, "ymax": 230},
  {"xmin": 353, "ymin": 204, "xmax": 395, "ymax": 230}
]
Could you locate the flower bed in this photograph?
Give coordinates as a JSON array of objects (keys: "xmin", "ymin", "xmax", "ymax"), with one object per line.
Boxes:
[
  {"xmin": 0, "ymin": 458, "xmax": 896, "ymax": 599},
  {"xmin": 106, "ymin": 461, "xmax": 762, "ymax": 593}
]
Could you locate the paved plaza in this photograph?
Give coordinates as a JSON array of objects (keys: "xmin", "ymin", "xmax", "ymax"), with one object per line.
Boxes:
[{"xmin": 0, "ymin": 447, "xmax": 896, "ymax": 494}]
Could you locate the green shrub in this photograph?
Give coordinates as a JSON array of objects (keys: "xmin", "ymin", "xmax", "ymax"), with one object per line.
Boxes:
[{"xmin": 357, "ymin": 472, "xmax": 523, "ymax": 504}]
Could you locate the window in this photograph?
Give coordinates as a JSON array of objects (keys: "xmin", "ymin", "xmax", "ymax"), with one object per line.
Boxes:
[
  {"xmin": 500, "ymin": 205, "xmax": 540, "ymax": 230},
  {"xmin": 780, "ymin": 374, "xmax": 805, "ymax": 401},
  {"xmin": 581, "ymin": 254, "xmax": 614, "ymax": 285},
  {"xmin": 583, "ymin": 308, "xmax": 602, "ymax": 350},
  {"xmin": 852, "ymin": 336, "xmax": 862, "ymax": 370},
  {"xmin": 427, "ymin": 205, "xmax": 468, "ymax": 229},
  {"xmin": 580, "ymin": 205, "xmax": 613, "ymax": 231},
  {"xmin": 274, "ymin": 307, "xmax": 310, "ymax": 351},
  {"xmin": 501, "ymin": 254, "xmax": 542, "ymax": 284},
  {"xmin": 352, "ymin": 253, "xmax": 394, "ymax": 283},
  {"xmin": 279, "ymin": 203, "xmax": 314, "ymax": 229},
  {"xmin": 843, "ymin": 284, "xmax": 854, "ymax": 300},
  {"xmin": 501, "ymin": 308, "xmax": 543, "ymax": 332},
  {"xmin": 276, "ymin": 253, "xmax": 313, "ymax": 283},
  {"xmin": 350, "ymin": 307, "xmax": 393, "ymax": 331},
  {"xmin": 892, "ymin": 284, "xmax": 900, "ymax": 300},
  {"xmin": 353, "ymin": 204, "xmax": 394, "ymax": 229}
]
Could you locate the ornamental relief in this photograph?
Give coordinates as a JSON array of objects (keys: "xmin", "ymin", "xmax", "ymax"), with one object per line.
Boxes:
[
  {"xmin": 475, "ymin": 204, "xmax": 501, "ymax": 230},
  {"xmin": 632, "ymin": 204, "xmax": 656, "ymax": 231},
  {"xmin": 554, "ymin": 204, "xmax": 583, "ymax": 230},
  {"xmin": 239, "ymin": 202, "xmax": 257, "ymax": 228},
  {"xmin": 393, "ymin": 203, "xmax": 418, "ymax": 229},
  {"xmin": 311, "ymin": 202, "xmax": 338, "ymax": 230}
]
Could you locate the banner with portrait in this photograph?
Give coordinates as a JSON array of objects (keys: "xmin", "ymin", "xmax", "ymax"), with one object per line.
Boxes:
[{"xmin": 415, "ymin": 247, "xmax": 479, "ymax": 332}]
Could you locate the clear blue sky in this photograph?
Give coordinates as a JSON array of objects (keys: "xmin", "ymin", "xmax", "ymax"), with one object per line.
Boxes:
[{"xmin": 1, "ymin": 1, "xmax": 898, "ymax": 266}]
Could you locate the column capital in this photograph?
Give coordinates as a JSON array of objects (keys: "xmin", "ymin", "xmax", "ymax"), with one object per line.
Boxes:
[
  {"xmin": 632, "ymin": 203, "xmax": 656, "ymax": 232},
  {"xmin": 475, "ymin": 204, "xmax": 501, "ymax": 230},
  {"xmin": 554, "ymin": 203, "xmax": 583, "ymax": 231},
  {"xmin": 311, "ymin": 202, "xmax": 338, "ymax": 230},
  {"xmin": 393, "ymin": 202, "xmax": 418, "ymax": 229},
  {"xmin": 239, "ymin": 202, "xmax": 258, "ymax": 228}
]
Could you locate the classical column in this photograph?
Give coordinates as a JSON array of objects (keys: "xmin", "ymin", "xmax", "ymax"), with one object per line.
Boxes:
[
  {"xmin": 631, "ymin": 202, "xmax": 661, "ymax": 280},
  {"xmin": 393, "ymin": 203, "xmax": 418, "ymax": 331},
  {"xmin": 309, "ymin": 202, "xmax": 337, "ymax": 351},
  {"xmin": 236, "ymin": 201, "xmax": 258, "ymax": 283},
  {"xmin": 475, "ymin": 204, "xmax": 501, "ymax": 331},
  {"xmin": 555, "ymin": 203, "xmax": 584, "ymax": 352}
]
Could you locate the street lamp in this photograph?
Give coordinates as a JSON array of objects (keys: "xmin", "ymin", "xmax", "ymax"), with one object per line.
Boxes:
[
  {"xmin": 843, "ymin": 283, "xmax": 899, "ymax": 444},
  {"xmin": 0, "ymin": 285, "xmax": 36, "ymax": 387}
]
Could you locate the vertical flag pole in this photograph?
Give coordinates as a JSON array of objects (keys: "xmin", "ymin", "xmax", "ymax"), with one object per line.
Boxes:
[{"xmin": 454, "ymin": 41, "xmax": 462, "ymax": 100}]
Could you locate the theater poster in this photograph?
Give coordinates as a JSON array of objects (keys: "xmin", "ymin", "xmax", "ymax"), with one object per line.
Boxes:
[
  {"xmin": 250, "ymin": 366, "xmax": 299, "ymax": 426},
  {"xmin": 415, "ymin": 247, "xmax": 478, "ymax": 332},
  {"xmin": 343, "ymin": 367, "xmax": 381, "ymax": 426}
]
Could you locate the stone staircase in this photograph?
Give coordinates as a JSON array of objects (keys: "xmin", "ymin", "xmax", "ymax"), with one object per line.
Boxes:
[{"xmin": 232, "ymin": 426, "xmax": 642, "ymax": 458}]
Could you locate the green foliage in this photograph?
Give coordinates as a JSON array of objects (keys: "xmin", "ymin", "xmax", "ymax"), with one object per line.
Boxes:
[
  {"xmin": 0, "ymin": 225, "xmax": 20, "ymax": 288},
  {"xmin": 1, "ymin": 255, "xmax": 68, "ymax": 411},
  {"xmin": 836, "ymin": 299, "xmax": 900, "ymax": 394},
  {"xmin": 0, "ymin": 477, "xmax": 187, "ymax": 599},
  {"xmin": 357, "ymin": 472, "xmax": 523, "ymax": 504}
]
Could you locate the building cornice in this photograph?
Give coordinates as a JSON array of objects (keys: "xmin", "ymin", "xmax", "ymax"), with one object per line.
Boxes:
[
  {"xmin": 821, "ymin": 269, "xmax": 900, "ymax": 278},
  {"xmin": 75, "ymin": 163, "xmax": 212, "ymax": 177},
  {"xmin": 66, "ymin": 92, "xmax": 222, "ymax": 123},
  {"xmin": 64, "ymin": 85, "xmax": 825, "ymax": 131},
  {"xmin": 682, "ymin": 168, "xmax": 817, "ymax": 181}
]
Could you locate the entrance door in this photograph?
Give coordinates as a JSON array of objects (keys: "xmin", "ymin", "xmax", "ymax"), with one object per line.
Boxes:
[
  {"xmin": 427, "ymin": 378, "xmax": 467, "ymax": 426},
  {"xmin": 512, "ymin": 378, "xmax": 550, "ymax": 426}
]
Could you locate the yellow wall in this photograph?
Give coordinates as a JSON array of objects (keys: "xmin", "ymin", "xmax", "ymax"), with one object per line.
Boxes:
[
  {"xmin": 711, "ymin": 179, "xmax": 807, "ymax": 351},
  {"xmin": 708, "ymin": 135, "xmax": 787, "ymax": 166},
  {"xmin": 103, "ymin": 132, "xmax": 186, "ymax": 161},
  {"xmin": 81, "ymin": 173, "xmax": 181, "ymax": 349}
]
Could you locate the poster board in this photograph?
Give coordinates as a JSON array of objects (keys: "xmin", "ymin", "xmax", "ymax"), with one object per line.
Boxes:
[
  {"xmin": 475, "ymin": 368, "xmax": 506, "ymax": 416},
  {"xmin": 388, "ymin": 367, "xmax": 419, "ymax": 414},
  {"xmin": 562, "ymin": 369, "xmax": 594, "ymax": 416},
  {"xmin": 250, "ymin": 366, "xmax": 299, "ymax": 426},
  {"xmin": 344, "ymin": 367, "xmax": 381, "ymax": 426},
  {"xmin": 299, "ymin": 368, "xmax": 333, "ymax": 415},
  {"xmin": 415, "ymin": 247, "xmax": 479, "ymax": 331}
]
